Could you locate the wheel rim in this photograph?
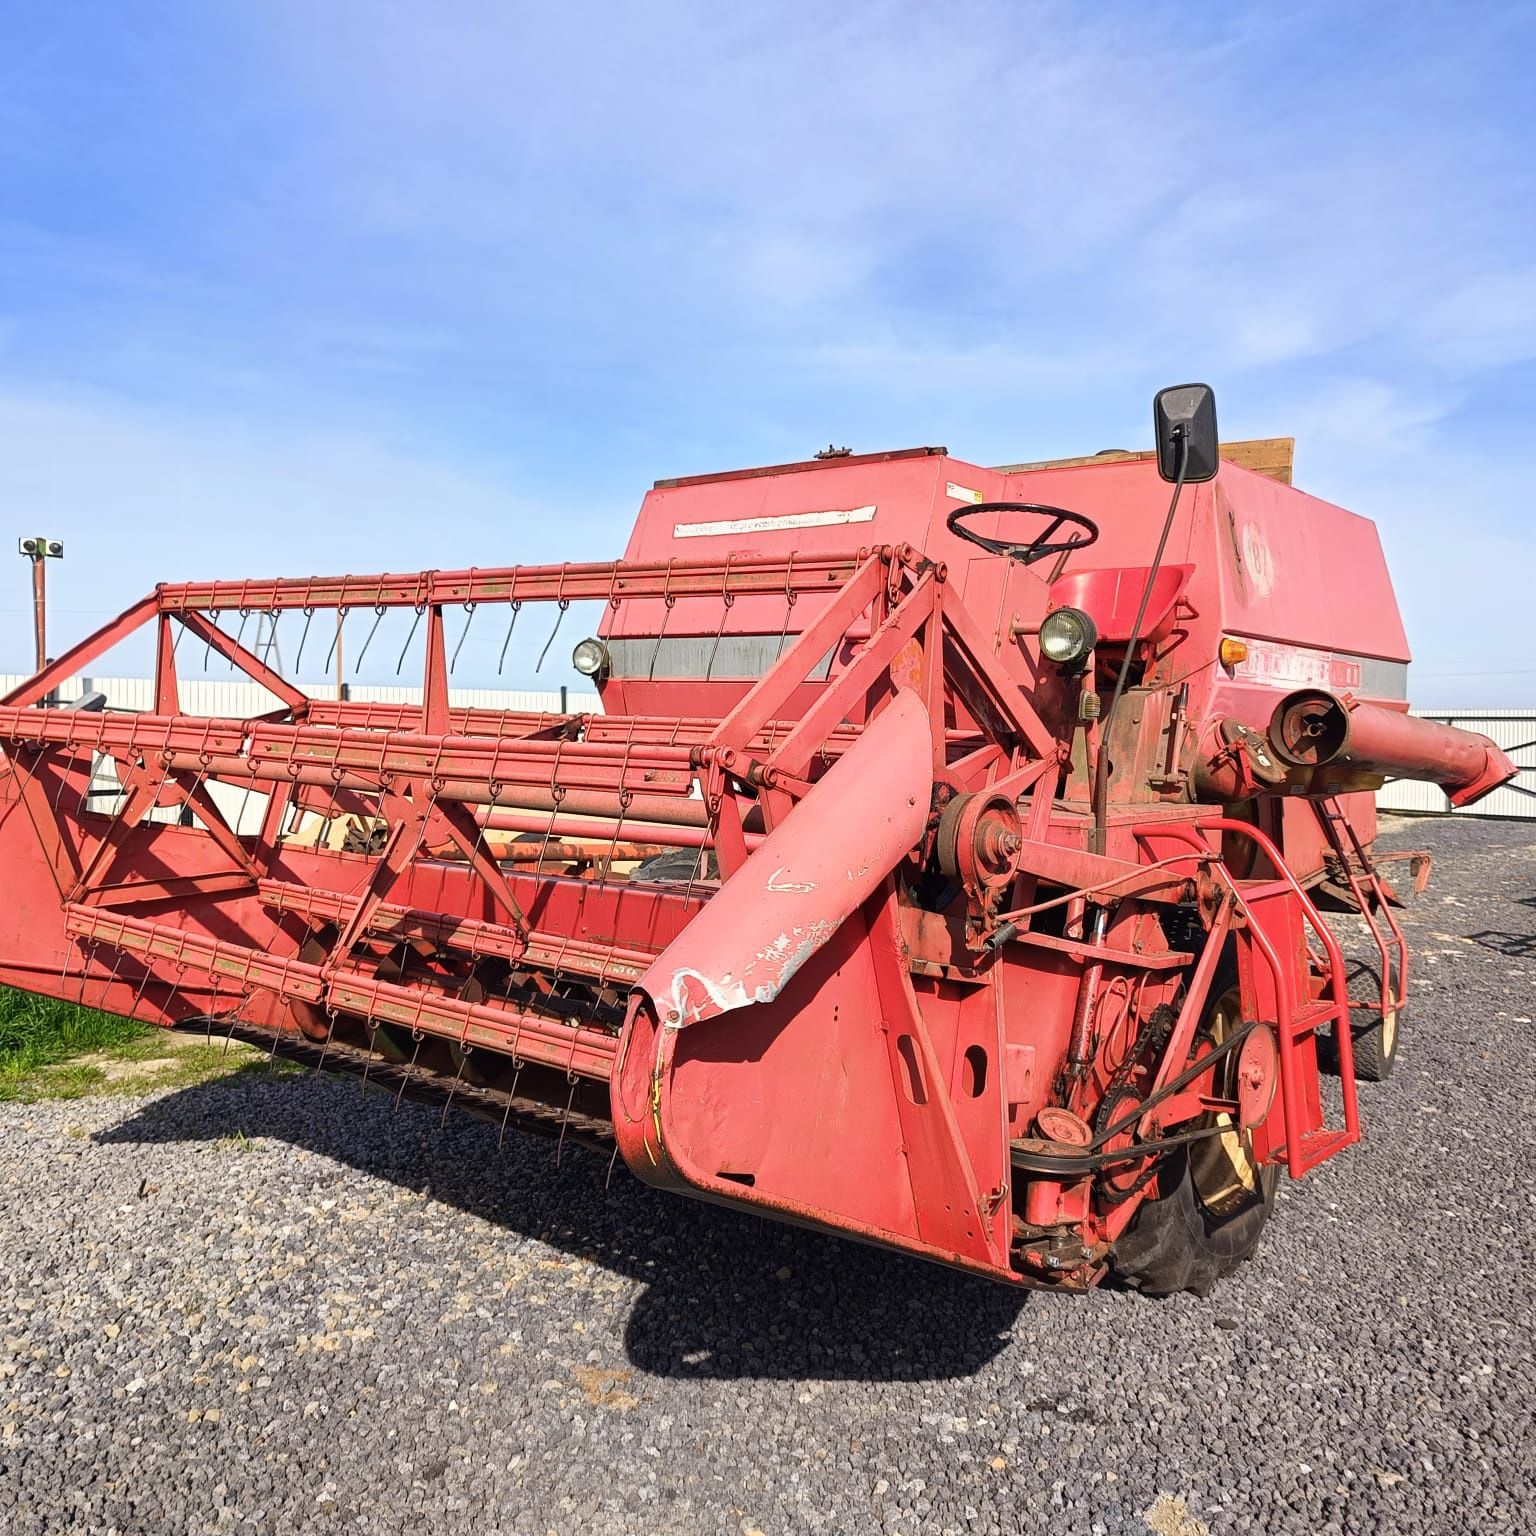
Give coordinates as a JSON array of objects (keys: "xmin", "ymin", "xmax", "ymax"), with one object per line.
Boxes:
[
  {"xmin": 1188, "ymin": 984, "xmax": 1263, "ymax": 1214},
  {"xmin": 1366, "ymin": 953, "xmax": 1400, "ymax": 1062},
  {"xmin": 1380, "ymin": 1003, "xmax": 1399, "ymax": 1058}
]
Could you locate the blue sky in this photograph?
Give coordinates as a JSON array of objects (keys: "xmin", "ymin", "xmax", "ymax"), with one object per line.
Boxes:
[{"xmin": 1, "ymin": 1, "xmax": 1532, "ymax": 702}]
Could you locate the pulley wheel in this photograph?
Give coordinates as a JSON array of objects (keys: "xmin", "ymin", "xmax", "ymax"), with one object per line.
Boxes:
[
  {"xmin": 1035, "ymin": 1106, "xmax": 1092, "ymax": 1147},
  {"xmin": 1235, "ymin": 1024, "xmax": 1278, "ymax": 1129},
  {"xmin": 936, "ymin": 791, "xmax": 1022, "ymax": 890}
]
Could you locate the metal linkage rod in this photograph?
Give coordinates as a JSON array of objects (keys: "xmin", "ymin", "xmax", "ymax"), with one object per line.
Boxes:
[
  {"xmin": 293, "ymin": 702, "xmax": 864, "ymax": 760},
  {"xmin": 477, "ymin": 805, "xmax": 749, "ymax": 852},
  {"xmin": 584, "ymin": 714, "xmax": 863, "ymax": 755},
  {"xmin": 0, "ymin": 707, "xmax": 699, "ymax": 812},
  {"xmin": 304, "ymin": 700, "xmax": 579, "ymax": 738},
  {"xmin": 64, "ymin": 904, "xmax": 326, "ymax": 1003}
]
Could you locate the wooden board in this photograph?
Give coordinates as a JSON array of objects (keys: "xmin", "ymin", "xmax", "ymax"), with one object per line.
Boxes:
[{"xmin": 994, "ymin": 437, "xmax": 1294, "ymax": 485}]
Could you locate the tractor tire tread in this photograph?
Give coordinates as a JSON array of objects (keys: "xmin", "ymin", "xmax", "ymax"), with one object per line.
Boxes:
[
  {"xmin": 1107, "ymin": 953, "xmax": 1278, "ymax": 1299},
  {"xmin": 1108, "ymin": 1151, "xmax": 1279, "ymax": 1298},
  {"xmin": 1330, "ymin": 951, "xmax": 1401, "ymax": 1082}
]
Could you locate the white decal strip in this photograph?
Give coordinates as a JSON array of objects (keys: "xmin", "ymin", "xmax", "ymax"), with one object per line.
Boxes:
[
  {"xmin": 945, "ymin": 481, "xmax": 984, "ymax": 504},
  {"xmin": 1230, "ymin": 639, "xmax": 1407, "ymax": 698},
  {"xmin": 673, "ymin": 505, "xmax": 877, "ymax": 539}
]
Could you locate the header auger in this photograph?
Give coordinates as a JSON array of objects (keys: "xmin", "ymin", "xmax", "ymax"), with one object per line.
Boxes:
[{"xmin": 0, "ymin": 385, "xmax": 1514, "ymax": 1294}]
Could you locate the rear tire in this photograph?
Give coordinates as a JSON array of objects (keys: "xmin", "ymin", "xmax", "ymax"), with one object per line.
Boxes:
[{"xmin": 1109, "ymin": 971, "xmax": 1280, "ymax": 1298}]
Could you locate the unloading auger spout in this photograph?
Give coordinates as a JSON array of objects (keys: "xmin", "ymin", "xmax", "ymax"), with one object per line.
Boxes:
[{"xmin": 1268, "ymin": 688, "xmax": 1516, "ymax": 807}]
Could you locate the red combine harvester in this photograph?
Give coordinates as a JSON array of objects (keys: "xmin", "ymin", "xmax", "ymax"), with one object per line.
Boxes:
[{"xmin": 0, "ymin": 386, "xmax": 1514, "ymax": 1294}]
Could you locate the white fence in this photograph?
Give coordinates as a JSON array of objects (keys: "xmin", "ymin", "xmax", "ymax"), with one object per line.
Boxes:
[
  {"xmin": 1376, "ymin": 710, "xmax": 1536, "ymax": 820},
  {"xmin": 0, "ymin": 675, "xmax": 600, "ymax": 717}
]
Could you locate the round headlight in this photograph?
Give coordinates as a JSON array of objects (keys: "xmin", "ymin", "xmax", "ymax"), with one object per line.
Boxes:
[
  {"xmin": 1038, "ymin": 606, "xmax": 1098, "ymax": 667},
  {"xmin": 571, "ymin": 637, "xmax": 610, "ymax": 677}
]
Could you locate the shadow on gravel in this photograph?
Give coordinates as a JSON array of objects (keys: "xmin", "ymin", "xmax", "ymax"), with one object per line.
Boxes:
[
  {"xmin": 1468, "ymin": 929, "xmax": 1536, "ymax": 957},
  {"xmin": 96, "ymin": 1072, "xmax": 1029, "ymax": 1382}
]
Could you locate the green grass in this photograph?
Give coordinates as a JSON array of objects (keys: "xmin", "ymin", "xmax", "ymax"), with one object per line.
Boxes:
[
  {"xmin": 0, "ymin": 988, "xmax": 148, "ymax": 1098},
  {"xmin": 0, "ymin": 986, "xmax": 297, "ymax": 1103}
]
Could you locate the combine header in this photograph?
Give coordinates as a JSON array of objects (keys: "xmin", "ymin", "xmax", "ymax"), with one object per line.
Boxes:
[{"xmin": 0, "ymin": 385, "xmax": 1513, "ymax": 1293}]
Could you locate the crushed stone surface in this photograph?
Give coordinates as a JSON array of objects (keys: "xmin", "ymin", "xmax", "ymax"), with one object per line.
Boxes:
[{"xmin": 1, "ymin": 816, "xmax": 1533, "ymax": 1534}]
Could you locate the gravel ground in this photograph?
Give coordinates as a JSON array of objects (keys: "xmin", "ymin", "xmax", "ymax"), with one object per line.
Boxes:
[{"xmin": 2, "ymin": 815, "xmax": 1533, "ymax": 1536}]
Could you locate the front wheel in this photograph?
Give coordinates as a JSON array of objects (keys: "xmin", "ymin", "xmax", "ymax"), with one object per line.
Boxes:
[
  {"xmin": 1324, "ymin": 953, "xmax": 1402, "ymax": 1082},
  {"xmin": 1108, "ymin": 976, "xmax": 1280, "ymax": 1298},
  {"xmin": 1348, "ymin": 954, "xmax": 1401, "ymax": 1082}
]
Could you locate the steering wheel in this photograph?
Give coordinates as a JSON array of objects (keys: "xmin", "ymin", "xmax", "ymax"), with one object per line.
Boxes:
[{"xmin": 946, "ymin": 502, "xmax": 1100, "ymax": 565}]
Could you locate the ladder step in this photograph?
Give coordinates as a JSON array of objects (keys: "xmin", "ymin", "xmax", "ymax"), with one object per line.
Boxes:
[
  {"xmin": 1286, "ymin": 999, "xmax": 1343, "ymax": 1036},
  {"xmin": 1296, "ymin": 1126, "xmax": 1357, "ymax": 1171}
]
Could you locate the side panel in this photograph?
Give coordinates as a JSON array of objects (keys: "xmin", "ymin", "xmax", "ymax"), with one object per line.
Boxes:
[
  {"xmin": 645, "ymin": 908, "xmax": 918, "ymax": 1225},
  {"xmin": 610, "ymin": 686, "xmax": 1015, "ymax": 1278},
  {"xmin": 613, "ymin": 889, "xmax": 1017, "ymax": 1281}
]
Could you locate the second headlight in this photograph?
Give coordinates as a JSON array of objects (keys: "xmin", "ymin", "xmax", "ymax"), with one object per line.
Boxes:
[{"xmin": 1038, "ymin": 606, "xmax": 1098, "ymax": 667}]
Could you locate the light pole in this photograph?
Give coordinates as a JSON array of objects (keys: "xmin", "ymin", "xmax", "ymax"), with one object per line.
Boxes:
[{"xmin": 18, "ymin": 536, "xmax": 64, "ymax": 674}]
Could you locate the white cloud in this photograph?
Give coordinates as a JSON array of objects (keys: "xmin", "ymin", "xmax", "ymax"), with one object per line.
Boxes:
[
  {"xmin": 732, "ymin": 233, "xmax": 875, "ymax": 309},
  {"xmin": 1284, "ymin": 379, "xmax": 1456, "ymax": 470},
  {"xmin": 0, "ymin": 390, "xmax": 623, "ymax": 685},
  {"xmin": 812, "ymin": 336, "xmax": 1127, "ymax": 394},
  {"xmin": 1414, "ymin": 266, "xmax": 1536, "ymax": 371},
  {"xmin": 1278, "ymin": 377, "xmax": 1535, "ymax": 706},
  {"xmin": 240, "ymin": 1, "xmax": 1208, "ymax": 310}
]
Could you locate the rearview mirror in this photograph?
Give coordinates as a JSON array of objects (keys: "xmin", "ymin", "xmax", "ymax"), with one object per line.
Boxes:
[{"xmin": 1153, "ymin": 383, "xmax": 1219, "ymax": 483}]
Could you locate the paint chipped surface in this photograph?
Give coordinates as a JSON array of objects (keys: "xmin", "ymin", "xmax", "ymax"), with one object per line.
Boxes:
[
  {"xmin": 632, "ymin": 689, "xmax": 933, "ymax": 1029},
  {"xmin": 663, "ymin": 918, "xmax": 835, "ymax": 1024},
  {"xmin": 845, "ymin": 839, "xmax": 888, "ymax": 885},
  {"xmin": 765, "ymin": 866, "xmax": 816, "ymax": 894},
  {"xmin": 1240, "ymin": 520, "xmax": 1274, "ymax": 597}
]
